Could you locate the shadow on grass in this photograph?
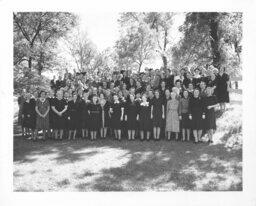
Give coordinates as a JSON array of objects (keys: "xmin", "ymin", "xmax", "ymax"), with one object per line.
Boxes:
[{"xmin": 13, "ymin": 96, "xmax": 242, "ymax": 191}]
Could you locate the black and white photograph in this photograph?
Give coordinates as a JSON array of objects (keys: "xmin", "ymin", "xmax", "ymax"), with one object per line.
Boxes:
[
  {"xmin": 12, "ymin": 11, "xmax": 243, "ymax": 192},
  {"xmin": 1, "ymin": 0, "xmax": 256, "ymax": 205}
]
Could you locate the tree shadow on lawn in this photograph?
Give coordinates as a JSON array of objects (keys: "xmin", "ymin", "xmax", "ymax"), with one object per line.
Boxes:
[
  {"xmin": 13, "ymin": 134, "xmax": 242, "ymax": 191},
  {"xmin": 89, "ymin": 141, "xmax": 242, "ymax": 191}
]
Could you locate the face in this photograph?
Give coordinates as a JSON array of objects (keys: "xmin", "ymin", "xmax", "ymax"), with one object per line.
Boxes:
[
  {"xmin": 206, "ymin": 87, "xmax": 212, "ymax": 96},
  {"xmin": 142, "ymin": 95, "xmax": 147, "ymax": 102},
  {"xmin": 149, "ymin": 91, "xmax": 153, "ymax": 97},
  {"xmin": 113, "ymin": 95, "xmax": 118, "ymax": 101},
  {"xmin": 57, "ymin": 91, "xmax": 63, "ymax": 99},
  {"xmin": 92, "ymin": 96, "xmax": 98, "ymax": 103},
  {"xmin": 200, "ymin": 82, "xmax": 206, "ymax": 89},
  {"xmin": 165, "ymin": 89, "xmax": 170, "ymax": 97},
  {"xmin": 83, "ymin": 92, "xmax": 89, "ymax": 99},
  {"xmin": 100, "ymin": 93, "xmax": 104, "ymax": 99},
  {"xmin": 194, "ymin": 89, "xmax": 200, "ymax": 97},
  {"xmin": 183, "ymin": 91, "xmax": 189, "ymax": 98},
  {"xmin": 40, "ymin": 92, "xmax": 46, "ymax": 99},
  {"xmin": 25, "ymin": 93, "xmax": 31, "ymax": 100},
  {"xmin": 176, "ymin": 81, "xmax": 181, "ymax": 87},
  {"xmin": 73, "ymin": 93, "xmax": 77, "ymax": 100},
  {"xmin": 188, "ymin": 83, "xmax": 193, "ymax": 90},
  {"xmin": 155, "ymin": 91, "xmax": 160, "ymax": 98},
  {"xmin": 33, "ymin": 92, "xmax": 38, "ymax": 98},
  {"xmin": 130, "ymin": 94, "xmax": 135, "ymax": 102},
  {"xmin": 171, "ymin": 92, "xmax": 176, "ymax": 99}
]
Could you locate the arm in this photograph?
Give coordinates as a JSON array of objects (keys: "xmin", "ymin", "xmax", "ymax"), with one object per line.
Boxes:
[
  {"xmin": 35, "ymin": 106, "xmax": 43, "ymax": 117},
  {"xmin": 162, "ymin": 104, "xmax": 165, "ymax": 119},
  {"xmin": 121, "ymin": 107, "xmax": 124, "ymax": 121},
  {"xmin": 51, "ymin": 106, "xmax": 60, "ymax": 115},
  {"xmin": 42, "ymin": 106, "xmax": 50, "ymax": 117},
  {"xmin": 178, "ymin": 100, "xmax": 182, "ymax": 116},
  {"xmin": 60, "ymin": 105, "xmax": 68, "ymax": 115},
  {"xmin": 151, "ymin": 105, "xmax": 153, "ymax": 119}
]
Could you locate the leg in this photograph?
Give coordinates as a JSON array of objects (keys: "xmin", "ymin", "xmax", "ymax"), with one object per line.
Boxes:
[
  {"xmin": 140, "ymin": 131, "xmax": 144, "ymax": 140},
  {"xmin": 68, "ymin": 130, "xmax": 72, "ymax": 140},
  {"xmin": 60, "ymin": 129, "xmax": 63, "ymax": 140},
  {"xmin": 146, "ymin": 131, "xmax": 150, "ymax": 140},
  {"xmin": 153, "ymin": 127, "xmax": 157, "ymax": 140},
  {"xmin": 100, "ymin": 128, "xmax": 103, "ymax": 138},
  {"xmin": 167, "ymin": 132, "xmax": 170, "ymax": 140},
  {"xmin": 156, "ymin": 127, "xmax": 161, "ymax": 140},
  {"xmin": 128, "ymin": 130, "xmax": 131, "ymax": 140},
  {"xmin": 73, "ymin": 130, "xmax": 77, "ymax": 139},
  {"xmin": 90, "ymin": 131, "xmax": 94, "ymax": 140},
  {"xmin": 208, "ymin": 129, "xmax": 213, "ymax": 142},
  {"xmin": 186, "ymin": 129, "xmax": 190, "ymax": 141},
  {"xmin": 42, "ymin": 129, "xmax": 46, "ymax": 140},
  {"xmin": 118, "ymin": 129, "xmax": 121, "ymax": 140},
  {"xmin": 131, "ymin": 130, "xmax": 135, "ymax": 140},
  {"xmin": 182, "ymin": 129, "xmax": 185, "ymax": 141},
  {"xmin": 175, "ymin": 132, "xmax": 179, "ymax": 140},
  {"xmin": 34, "ymin": 129, "xmax": 38, "ymax": 140},
  {"xmin": 198, "ymin": 130, "xmax": 202, "ymax": 142},
  {"xmin": 193, "ymin": 130, "xmax": 198, "ymax": 143},
  {"xmin": 82, "ymin": 129, "xmax": 85, "ymax": 138},
  {"xmin": 103, "ymin": 128, "xmax": 107, "ymax": 138}
]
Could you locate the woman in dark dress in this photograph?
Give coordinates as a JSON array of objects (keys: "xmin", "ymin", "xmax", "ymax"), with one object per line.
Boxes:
[
  {"xmin": 46, "ymin": 90, "xmax": 55, "ymax": 138},
  {"xmin": 80, "ymin": 91, "xmax": 90, "ymax": 138},
  {"xmin": 88, "ymin": 95, "xmax": 101, "ymax": 140},
  {"xmin": 51, "ymin": 90, "xmax": 68, "ymax": 140},
  {"xmin": 188, "ymin": 89, "xmax": 206, "ymax": 143},
  {"xmin": 192, "ymin": 68, "xmax": 202, "ymax": 89},
  {"xmin": 180, "ymin": 90, "xmax": 191, "ymax": 141},
  {"xmin": 159, "ymin": 81, "xmax": 167, "ymax": 99},
  {"xmin": 21, "ymin": 93, "xmax": 36, "ymax": 139},
  {"xmin": 216, "ymin": 67, "xmax": 230, "ymax": 112},
  {"xmin": 187, "ymin": 83, "xmax": 194, "ymax": 98},
  {"xmin": 151, "ymin": 90, "xmax": 165, "ymax": 140},
  {"xmin": 110, "ymin": 94, "xmax": 124, "ymax": 140},
  {"xmin": 138, "ymin": 94, "xmax": 151, "ymax": 141},
  {"xmin": 18, "ymin": 89, "xmax": 26, "ymax": 137},
  {"xmin": 208, "ymin": 72, "xmax": 219, "ymax": 97},
  {"xmin": 125, "ymin": 94, "xmax": 138, "ymax": 140},
  {"xmin": 99, "ymin": 96, "xmax": 110, "ymax": 138},
  {"xmin": 67, "ymin": 92, "xmax": 80, "ymax": 140},
  {"xmin": 204, "ymin": 87, "xmax": 219, "ymax": 143},
  {"xmin": 35, "ymin": 91, "xmax": 50, "ymax": 140}
]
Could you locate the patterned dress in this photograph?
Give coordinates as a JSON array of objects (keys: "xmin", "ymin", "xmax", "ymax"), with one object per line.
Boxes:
[
  {"xmin": 36, "ymin": 99, "xmax": 50, "ymax": 130},
  {"xmin": 180, "ymin": 97, "xmax": 190, "ymax": 129},
  {"xmin": 165, "ymin": 98, "xmax": 181, "ymax": 132}
]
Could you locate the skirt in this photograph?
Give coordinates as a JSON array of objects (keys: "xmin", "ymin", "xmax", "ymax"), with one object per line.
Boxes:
[{"xmin": 181, "ymin": 113, "xmax": 191, "ymax": 129}]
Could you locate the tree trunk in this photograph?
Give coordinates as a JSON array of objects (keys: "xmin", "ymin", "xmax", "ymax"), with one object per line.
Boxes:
[
  {"xmin": 162, "ymin": 55, "xmax": 167, "ymax": 70},
  {"xmin": 28, "ymin": 57, "xmax": 32, "ymax": 69},
  {"xmin": 138, "ymin": 62, "xmax": 142, "ymax": 73},
  {"xmin": 209, "ymin": 15, "xmax": 221, "ymax": 69},
  {"xmin": 37, "ymin": 52, "xmax": 43, "ymax": 75}
]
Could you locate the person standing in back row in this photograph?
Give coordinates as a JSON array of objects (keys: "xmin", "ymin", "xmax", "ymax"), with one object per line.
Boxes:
[{"xmin": 216, "ymin": 67, "xmax": 230, "ymax": 112}]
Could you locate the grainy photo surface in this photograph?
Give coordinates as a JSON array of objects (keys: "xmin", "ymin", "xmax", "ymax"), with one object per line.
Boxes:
[{"xmin": 13, "ymin": 12, "xmax": 242, "ymax": 191}]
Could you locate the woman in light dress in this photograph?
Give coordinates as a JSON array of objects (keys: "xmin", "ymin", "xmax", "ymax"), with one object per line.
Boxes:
[{"xmin": 165, "ymin": 92, "xmax": 181, "ymax": 140}]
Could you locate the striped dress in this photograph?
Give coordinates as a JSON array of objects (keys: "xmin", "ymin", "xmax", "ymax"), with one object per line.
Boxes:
[{"xmin": 36, "ymin": 99, "xmax": 50, "ymax": 130}]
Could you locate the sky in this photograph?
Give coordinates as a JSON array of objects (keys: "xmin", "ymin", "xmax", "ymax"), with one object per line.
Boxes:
[
  {"xmin": 46, "ymin": 12, "xmax": 185, "ymax": 78},
  {"xmin": 78, "ymin": 12, "xmax": 120, "ymax": 52}
]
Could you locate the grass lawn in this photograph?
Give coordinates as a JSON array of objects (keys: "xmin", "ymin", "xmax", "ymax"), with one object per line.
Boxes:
[{"xmin": 13, "ymin": 92, "xmax": 242, "ymax": 191}]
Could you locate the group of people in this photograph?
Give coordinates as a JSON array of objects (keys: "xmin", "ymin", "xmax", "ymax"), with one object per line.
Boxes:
[{"xmin": 17, "ymin": 65, "xmax": 230, "ymax": 144}]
